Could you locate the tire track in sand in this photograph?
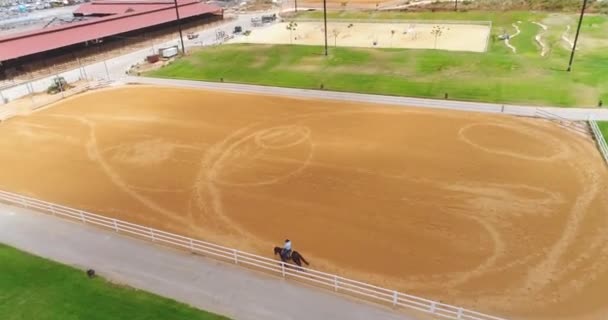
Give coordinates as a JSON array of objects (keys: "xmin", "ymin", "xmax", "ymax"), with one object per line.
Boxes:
[
  {"xmin": 47, "ymin": 114, "xmax": 186, "ymax": 226},
  {"xmin": 192, "ymin": 124, "xmax": 314, "ymax": 237}
]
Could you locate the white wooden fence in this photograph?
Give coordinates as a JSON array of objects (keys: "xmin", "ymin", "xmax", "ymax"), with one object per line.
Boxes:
[
  {"xmin": 291, "ymin": 17, "xmax": 493, "ymax": 27},
  {"xmin": 534, "ymin": 109, "xmax": 590, "ymax": 136},
  {"xmin": 588, "ymin": 117, "xmax": 608, "ymax": 165},
  {"xmin": 0, "ymin": 189, "xmax": 507, "ymax": 320}
]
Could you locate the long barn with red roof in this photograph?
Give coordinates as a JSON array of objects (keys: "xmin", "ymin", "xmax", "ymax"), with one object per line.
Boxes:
[{"xmin": 0, "ymin": 0, "xmax": 223, "ymax": 78}]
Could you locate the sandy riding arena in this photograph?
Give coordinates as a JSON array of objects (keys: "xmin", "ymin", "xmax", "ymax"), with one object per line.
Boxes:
[
  {"xmin": 233, "ymin": 21, "xmax": 491, "ymax": 52},
  {"xmin": 1, "ymin": 86, "xmax": 608, "ymax": 319}
]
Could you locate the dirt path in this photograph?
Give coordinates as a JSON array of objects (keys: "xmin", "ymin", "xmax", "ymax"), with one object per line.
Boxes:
[
  {"xmin": 532, "ymin": 21, "xmax": 549, "ymax": 56},
  {"xmin": 1, "ymin": 86, "xmax": 608, "ymax": 319},
  {"xmin": 504, "ymin": 22, "xmax": 521, "ymax": 53},
  {"xmin": 562, "ymin": 25, "xmax": 575, "ymax": 49}
]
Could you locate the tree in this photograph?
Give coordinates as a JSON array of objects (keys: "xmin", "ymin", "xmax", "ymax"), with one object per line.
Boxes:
[
  {"xmin": 431, "ymin": 25, "xmax": 448, "ymax": 49},
  {"xmin": 332, "ymin": 28, "xmax": 341, "ymax": 47},
  {"xmin": 340, "ymin": 1, "xmax": 347, "ymax": 10},
  {"xmin": 286, "ymin": 21, "xmax": 298, "ymax": 45}
]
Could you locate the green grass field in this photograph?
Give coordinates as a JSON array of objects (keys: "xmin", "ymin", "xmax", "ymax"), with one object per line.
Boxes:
[
  {"xmin": 148, "ymin": 11, "xmax": 608, "ymax": 107},
  {"xmin": 0, "ymin": 244, "xmax": 229, "ymax": 320}
]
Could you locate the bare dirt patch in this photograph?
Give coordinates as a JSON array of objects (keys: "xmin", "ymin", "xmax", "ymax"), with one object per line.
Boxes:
[
  {"xmin": 233, "ymin": 21, "xmax": 491, "ymax": 52},
  {"xmin": 0, "ymin": 86, "xmax": 607, "ymax": 319}
]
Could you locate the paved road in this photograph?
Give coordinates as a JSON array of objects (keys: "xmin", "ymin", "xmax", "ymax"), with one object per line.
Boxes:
[
  {"xmin": 125, "ymin": 76, "xmax": 608, "ymax": 121},
  {"xmin": 0, "ymin": 203, "xmax": 416, "ymax": 320}
]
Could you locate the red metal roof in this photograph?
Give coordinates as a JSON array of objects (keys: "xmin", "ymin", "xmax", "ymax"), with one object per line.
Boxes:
[
  {"xmin": 0, "ymin": 1, "xmax": 221, "ymax": 62},
  {"xmin": 74, "ymin": 0, "xmax": 197, "ymax": 16}
]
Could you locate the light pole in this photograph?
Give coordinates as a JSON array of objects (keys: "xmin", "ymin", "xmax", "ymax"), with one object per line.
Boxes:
[
  {"xmin": 567, "ymin": 0, "xmax": 588, "ymax": 72},
  {"xmin": 173, "ymin": 0, "xmax": 186, "ymax": 54},
  {"xmin": 323, "ymin": 0, "xmax": 328, "ymax": 56}
]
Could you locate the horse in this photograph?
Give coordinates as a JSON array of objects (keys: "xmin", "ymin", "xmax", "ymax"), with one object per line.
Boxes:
[{"xmin": 273, "ymin": 246, "xmax": 309, "ymax": 267}]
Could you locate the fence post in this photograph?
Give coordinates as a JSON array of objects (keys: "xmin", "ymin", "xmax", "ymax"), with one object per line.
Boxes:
[
  {"xmin": 392, "ymin": 291, "xmax": 398, "ymax": 306},
  {"xmin": 49, "ymin": 204, "xmax": 55, "ymax": 215},
  {"xmin": 281, "ymin": 262, "xmax": 286, "ymax": 277},
  {"xmin": 113, "ymin": 219, "xmax": 118, "ymax": 232},
  {"xmin": 333, "ymin": 275, "xmax": 338, "ymax": 292},
  {"xmin": 233, "ymin": 249, "xmax": 238, "ymax": 264},
  {"xmin": 430, "ymin": 302, "xmax": 436, "ymax": 313},
  {"xmin": 457, "ymin": 307, "xmax": 463, "ymax": 319},
  {"xmin": 20, "ymin": 196, "xmax": 27, "ymax": 208},
  {"xmin": 79, "ymin": 210, "xmax": 86, "ymax": 223},
  {"xmin": 149, "ymin": 229, "xmax": 155, "ymax": 241},
  {"xmin": 189, "ymin": 238, "xmax": 194, "ymax": 253}
]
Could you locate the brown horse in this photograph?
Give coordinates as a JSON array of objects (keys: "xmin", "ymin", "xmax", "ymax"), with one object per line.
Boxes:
[{"xmin": 273, "ymin": 246, "xmax": 310, "ymax": 267}]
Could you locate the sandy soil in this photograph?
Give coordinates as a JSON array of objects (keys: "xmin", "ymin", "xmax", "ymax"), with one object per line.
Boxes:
[
  {"xmin": 283, "ymin": 0, "xmax": 423, "ymax": 10},
  {"xmin": 0, "ymin": 86, "xmax": 607, "ymax": 319},
  {"xmin": 233, "ymin": 22, "xmax": 490, "ymax": 52}
]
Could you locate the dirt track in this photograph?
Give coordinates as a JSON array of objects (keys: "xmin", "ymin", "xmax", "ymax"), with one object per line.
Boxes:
[
  {"xmin": 234, "ymin": 22, "xmax": 490, "ymax": 52},
  {"xmin": 0, "ymin": 86, "xmax": 607, "ymax": 319}
]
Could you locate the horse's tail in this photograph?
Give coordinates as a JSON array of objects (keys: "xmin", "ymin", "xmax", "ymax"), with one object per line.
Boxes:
[{"xmin": 299, "ymin": 253, "xmax": 310, "ymax": 266}]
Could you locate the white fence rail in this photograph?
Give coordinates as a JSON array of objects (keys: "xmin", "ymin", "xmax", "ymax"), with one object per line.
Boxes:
[
  {"xmin": 588, "ymin": 117, "xmax": 608, "ymax": 165},
  {"xmin": 0, "ymin": 189, "xmax": 507, "ymax": 320},
  {"xmin": 290, "ymin": 17, "xmax": 493, "ymax": 27},
  {"xmin": 535, "ymin": 109, "xmax": 590, "ymax": 135}
]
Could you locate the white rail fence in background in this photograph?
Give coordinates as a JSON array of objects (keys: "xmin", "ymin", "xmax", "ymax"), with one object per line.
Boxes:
[
  {"xmin": 291, "ymin": 18, "xmax": 493, "ymax": 27},
  {"xmin": 535, "ymin": 109, "xmax": 590, "ymax": 136},
  {"xmin": 588, "ymin": 117, "xmax": 608, "ymax": 165},
  {"xmin": 0, "ymin": 189, "xmax": 507, "ymax": 320}
]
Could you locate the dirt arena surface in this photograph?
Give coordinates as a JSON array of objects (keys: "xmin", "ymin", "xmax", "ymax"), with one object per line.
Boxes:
[
  {"xmin": 283, "ymin": 0, "xmax": 408, "ymax": 10},
  {"xmin": 234, "ymin": 21, "xmax": 490, "ymax": 52},
  {"xmin": 1, "ymin": 86, "xmax": 608, "ymax": 319}
]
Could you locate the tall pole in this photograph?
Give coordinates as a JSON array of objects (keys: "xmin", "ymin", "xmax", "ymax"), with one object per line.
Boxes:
[
  {"xmin": 454, "ymin": 0, "xmax": 457, "ymax": 11},
  {"xmin": 173, "ymin": 0, "xmax": 186, "ymax": 54},
  {"xmin": 567, "ymin": 0, "xmax": 588, "ymax": 72},
  {"xmin": 323, "ymin": 0, "xmax": 328, "ymax": 56},
  {"xmin": 295, "ymin": 0, "xmax": 298, "ymax": 12}
]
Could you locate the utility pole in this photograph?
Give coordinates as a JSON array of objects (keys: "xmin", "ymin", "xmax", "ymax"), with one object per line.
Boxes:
[
  {"xmin": 173, "ymin": 0, "xmax": 186, "ymax": 54},
  {"xmin": 567, "ymin": 0, "xmax": 588, "ymax": 72},
  {"xmin": 323, "ymin": 0, "xmax": 328, "ymax": 56}
]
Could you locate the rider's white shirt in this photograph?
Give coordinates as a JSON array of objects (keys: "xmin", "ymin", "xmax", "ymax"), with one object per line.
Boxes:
[{"xmin": 284, "ymin": 241, "xmax": 292, "ymax": 251}]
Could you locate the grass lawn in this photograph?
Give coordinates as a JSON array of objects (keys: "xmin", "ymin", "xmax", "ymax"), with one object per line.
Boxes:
[
  {"xmin": 148, "ymin": 11, "xmax": 608, "ymax": 107},
  {"xmin": 0, "ymin": 244, "xmax": 229, "ymax": 320}
]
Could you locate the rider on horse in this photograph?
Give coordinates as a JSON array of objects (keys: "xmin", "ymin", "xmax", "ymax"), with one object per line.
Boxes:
[{"xmin": 281, "ymin": 239, "xmax": 292, "ymax": 260}]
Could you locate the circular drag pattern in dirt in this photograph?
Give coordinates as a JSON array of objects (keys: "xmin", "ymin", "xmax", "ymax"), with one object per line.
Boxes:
[
  {"xmin": 108, "ymin": 139, "xmax": 176, "ymax": 165},
  {"xmin": 459, "ymin": 122, "xmax": 564, "ymax": 161},
  {"xmin": 204, "ymin": 125, "xmax": 314, "ymax": 187},
  {"xmin": 255, "ymin": 125, "xmax": 311, "ymax": 149},
  {"xmin": 0, "ymin": 86, "xmax": 607, "ymax": 320}
]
